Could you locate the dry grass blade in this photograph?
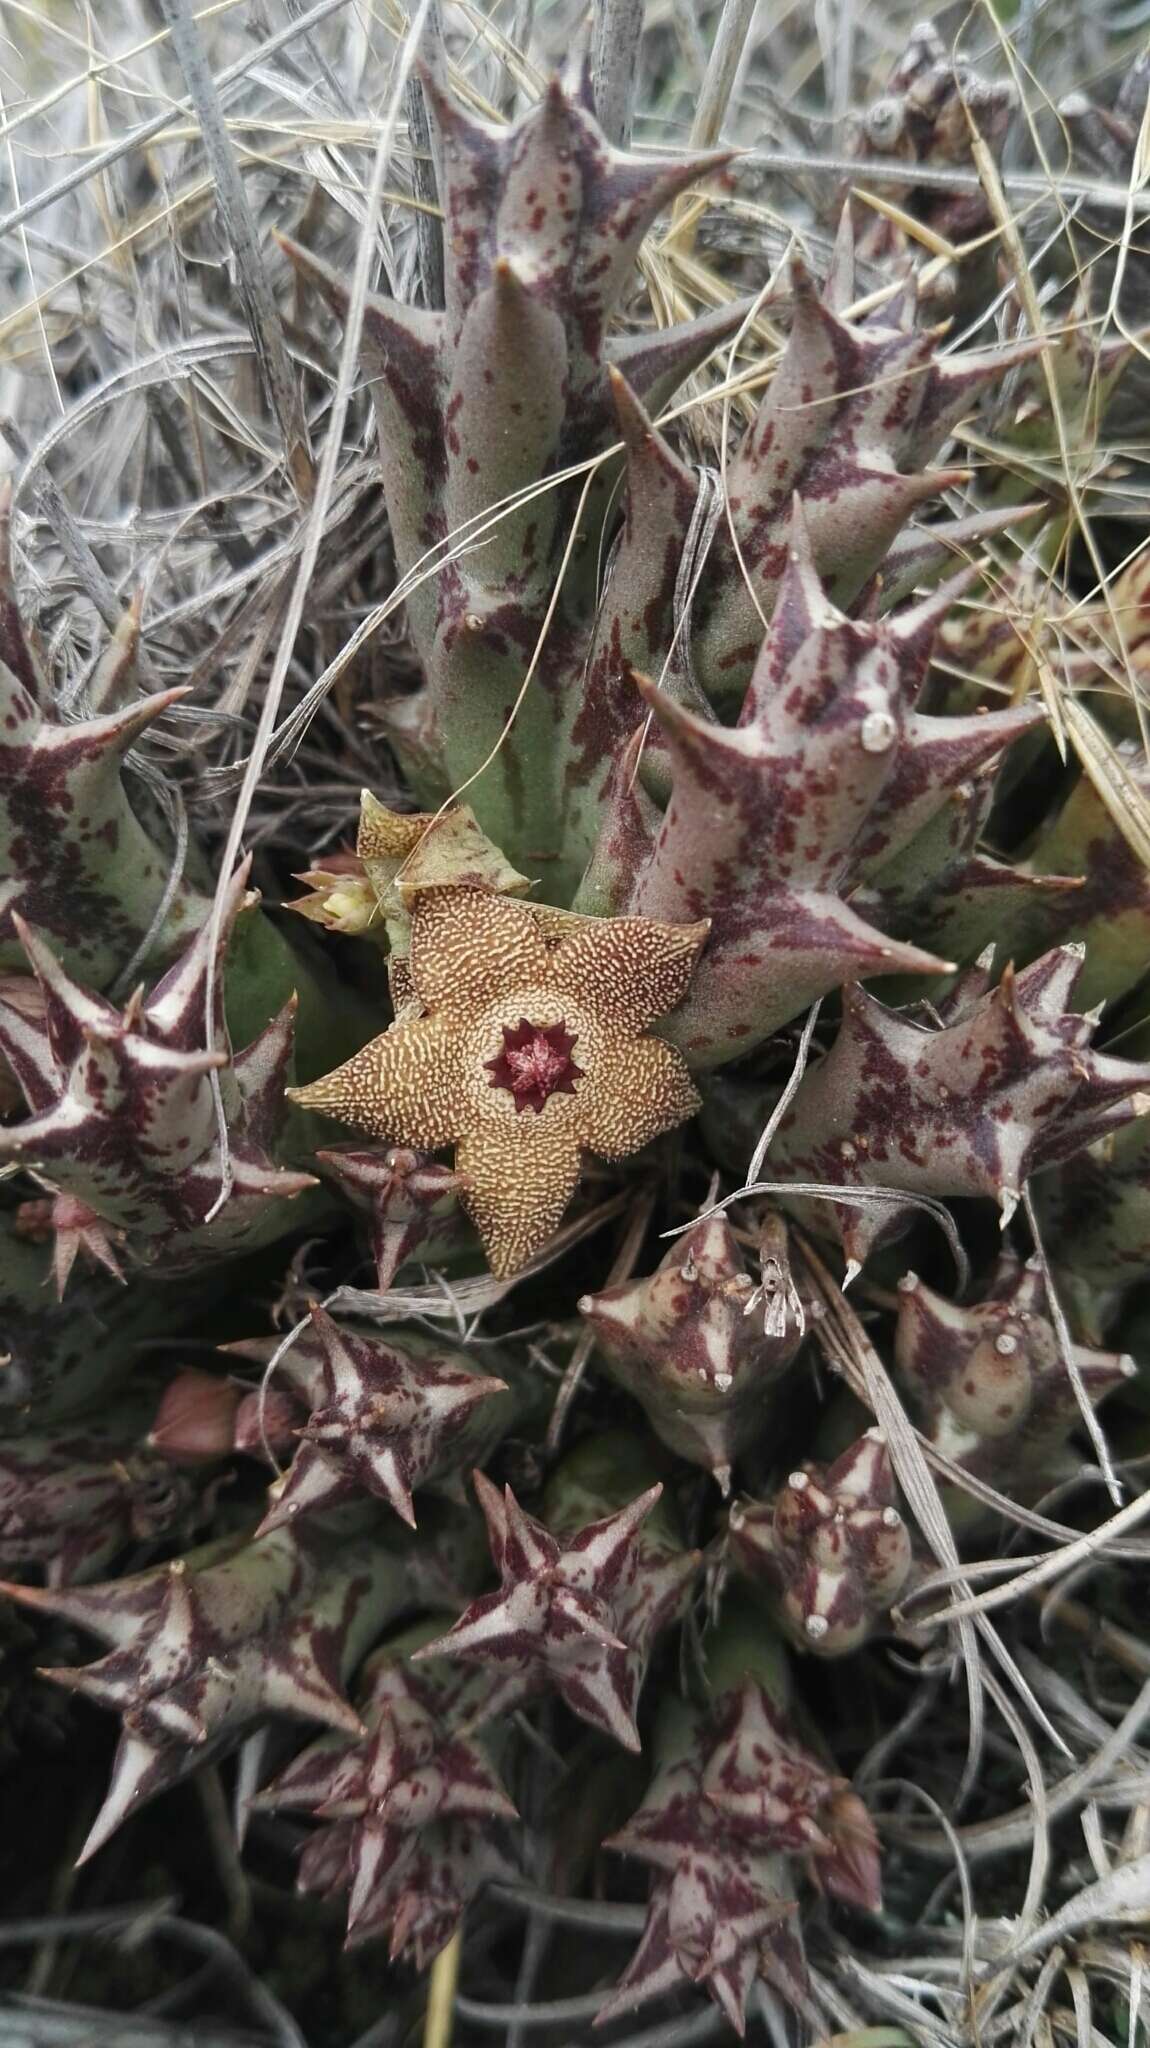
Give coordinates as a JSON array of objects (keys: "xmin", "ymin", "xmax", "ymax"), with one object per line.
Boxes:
[
  {"xmin": 978, "ymin": 1853, "xmax": 1150, "ymax": 1979},
  {"xmin": 736, "ymin": 148, "xmax": 1150, "ymax": 215},
  {"xmin": 666, "ymin": 1181, "xmax": 971, "ymax": 1294},
  {"xmin": 1063, "ymin": 695, "xmax": 1150, "ymax": 870},
  {"xmin": 1023, "ymin": 1185, "xmax": 1124, "ymax": 1508},
  {"xmin": 546, "ymin": 1185, "xmax": 657, "ymax": 1452},
  {"xmin": 423, "ymin": 1924, "xmax": 462, "ymax": 2048},
  {"xmin": 1, "ymin": 419, "xmax": 138, "ymax": 644},
  {"xmin": 592, "ymin": 0, "xmax": 646, "ymax": 145},
  {"xmin": 199, "ymin": 0, "xmax": 440, "ymax": 1219},
  {"xmin": 967, "ymin": 1663, "xmax": 1052, "ymax": 1950},
  {"xmin": 891, "ymin": 1680, "xmax": 1150, "ymax": 1864},
  {"xmin": 688, "ymin": 0, "xmax": 758, "ymax": 149},
  {"xmin": 157, "ymin": 0, "xmax": 315, "ymax": 502},
  {"xmin": 0, "ymin": 0, "xmax": 355, "ymax": 241},
  {"xmin": 329, "ymin": 1194, "xmax": 631, "ymax": 1329},
  {"xmin": 968, "ymin": 29, "xmax": 1150, "ymax": 763},
  {"xmin": 900, "ymin": 1480, "xmax": 1150, "ymax": 1626},
  {"xmin": 403, "ymin": 7, "xmax": 446, "ymax": 309}
]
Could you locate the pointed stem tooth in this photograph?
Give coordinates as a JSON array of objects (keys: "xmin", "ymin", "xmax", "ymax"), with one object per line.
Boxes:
[
  {"xmin": 10, "ymin": 915, "xmax": 120, "ymax": 1038},
  {"xmin": 2, "ymin": 1576, "xmax": 139, "ymax": 1641},
  {"xmin": 377, "ymin": 1455, "xmax": 418, "ymax": 1530},
  {"xmin": 73, "ymin": 684, "xmax": 193, "ymax": 761},
  {"xmin": 553, "ymin": 1596, "xmax": 628, "ymax": 1652},
  {"xmin": 74, "ymin": 1737, "xmax": 169, "ymax": 1867}
]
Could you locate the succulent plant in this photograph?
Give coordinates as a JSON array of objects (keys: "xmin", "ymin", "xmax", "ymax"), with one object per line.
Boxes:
[
  {"xmin": 256, "ymin": 1621, "xmax": 522, "ymax": 1963},
  {"xmin": 314, "ymin": 1146, "xmax": 465, "ymax": 1290},
  {"xmin": 893, "ymin": 1258, "xmax": 1134, "ymax": 1506},
  {"xmin": 252, "ymin": 1305, "xmax": 516, "ymax": 1531},
  {"xmin": 2, "ymin": 29, "xmax": 1147, "ymax": 2045},
  {"xmin": 1034, "ymin": 1106, "xmax": 1150, "ymax": 1309},
  {"xmin": 415, "ymin": 1438, "xmax": 695, "ymax": 1751},
  {"xmin": 0, "ymin": 863, "xmax": 317, "ymax": 1274},
  {"xmin": 729, "ymin": 1428, "xmax": 914, "ymax": 1654},
  {"xmin": 600, "ymin": 1595, "xmax": 880, "ymax": 2031},
  {"xmin": 0, "ymin": 501, "xmax": 207, "ymax": 991},
  {"xmin": 1, "ymin": 1516, "xmax": 423, "ymax": 1864},
  {"xmin": 770, "ymin": 944, "xmax": 1150, "ymax": 1271},
  {"xmin": 579, "ymin": 1210, "xmax": 803, "ymax": 1488},
  {"xmin": 0, "ymin": 1409, "xmax": 197, "ymax": 1586},
  {"xmin": 847, "ymin": 20, "xmax": 1014, "ymax": 261}
]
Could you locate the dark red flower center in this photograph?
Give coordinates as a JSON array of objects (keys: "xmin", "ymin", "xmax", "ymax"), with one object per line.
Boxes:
[{"xmin": 485, "ymin": 1019, "xmax": 584, "ymax": 1114}]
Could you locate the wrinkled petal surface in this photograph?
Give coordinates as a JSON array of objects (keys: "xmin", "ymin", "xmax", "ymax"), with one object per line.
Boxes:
[
  {"xmin": 456, "ymin": 1119, "xmax": 582, "ymax": 1276},
  {"xmin": 576, "ymin": 1035, "xmax": 700, "ymax": 1160},
  {"xmin": 409, "ymin": 887, "xmax": 550, "ymax": 1018},
  {"xmin": 550, "ymin": 916, "xmax": 709, "ymax": 1038},
  {"xmin": 290, "ymin": 1014, "xmax": 465, "ymax": 1148}
]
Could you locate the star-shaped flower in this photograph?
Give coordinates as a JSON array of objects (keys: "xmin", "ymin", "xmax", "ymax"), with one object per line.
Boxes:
[
  {"xmin": 413, "ymin": 1471, "xmax": 665, "ymax": 1750},
  {"xmin": 288, "ymin": 886, "xmax": 708, "ymax": 1275}
]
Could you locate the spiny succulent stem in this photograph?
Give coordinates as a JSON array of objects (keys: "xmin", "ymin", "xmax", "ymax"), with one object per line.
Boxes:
[{"xmin": 5, "ymin": 40, "xmax": 1146, "ymax": 2041}]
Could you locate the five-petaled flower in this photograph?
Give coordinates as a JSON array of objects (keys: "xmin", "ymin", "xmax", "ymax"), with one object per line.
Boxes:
[{"xmin": 288, "ymin": 886, "xmax": 709, "ymax": 1276}]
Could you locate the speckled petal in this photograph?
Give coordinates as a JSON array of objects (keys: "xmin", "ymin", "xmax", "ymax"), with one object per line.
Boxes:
[
  {"xmin": 288, "ymin": 1014, "xmax": 466, "ymax": 1148},
  {"xmin": 456, "ymin": 1119, "xmax": 582, "ymax": 1277},
  {"xmin": 408, "ymin": 887, "xmax": 551, "ymax": 1019},
  {"xmin": 550, "ymin": 916, "xmax": 710, "ymax": 1038},
  {"xmin": 576, "ymin": 1036, "xmax": 700, "ymax": 1162}
]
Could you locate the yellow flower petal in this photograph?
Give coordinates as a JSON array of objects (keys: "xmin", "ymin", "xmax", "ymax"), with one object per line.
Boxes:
[
  {"xmin": 409, "ymin": 886, "xmax": 551, "ymax": 1020},
  {"xmin": 550, "ymin": 916, "xmax": 710, "ymax": 1039},
  {"xmin": 287, "ymin": 1013, "xmax": 465, "ymax": 1147},
  {"xmin": 456, "ymin": 1118, "xmax": 582, "ymax": 1277},
  {"xmin": 575, "ymin": 1035, "xmax": 700, "ymax": 1160}
]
